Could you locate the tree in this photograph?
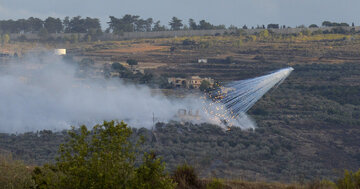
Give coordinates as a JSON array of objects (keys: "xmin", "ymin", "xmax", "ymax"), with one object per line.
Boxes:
[
  {"xmin": 199, "ymin": 80, "xmax": 211, "ymax": 91},
  {"xmin": 322, "ymin": 21, "xmax": 332, "ymax": 27},
  {"xmin": 309, "ymin": 24, "xmax": 318, "ymax": 28},
  {"xmin": 259, "ymin": 29, "xmax": 269, "ymax": 40},
  {"xmin": 31, "ymin": 121, "xmax": 175, "ymax": 189},
  {"xmin": 133, "ymin": 152, "xmax": 176, "ymax": 189},
  {"xmin": 67, "ymin": 16, "xmax": 87, "ymax": 33},
  {"xmin": 63, "ymin": 16, "xmax": 70, "ymax": 33},
  {"xmin": 188, "ymin": 19, "xmax": 197, "ymax": 30},
  {"xmin": 169, "ymin": 17, "xmax": 183, "ymax": 30},
  {"xmin": 153, "ymin": 21, "xmax": 166, "ymax": 31},
  {"xmin": 111, "ymin": 62, "xmax": 125, "ymax": 70},
  {"xmin": 267, "ymin": 24, "xmax": 279, "ymax": 29},
  {"xmin": 127, "ymin": 59, "xmax": 138, "ymax": 66},
  {"xmin": 44, "ymin": 17, "xmax": 63, "ymax": 33},
  {"xmin": 198, "ymin": 20, "xmax": 213, "ymax": 30},
  {"xmin": 57, "ymin": 121, "xmax": 137, "ymax": 188},
  {"xmin": 135, "ymin": 18, "xmax": 153, "ymax": 32},
  {"xmin": 107, "ymin": 15, "xmax": 141, "ymax": 34},
  {"xmin": 27, "ymin": 17, "xmax": 44, "ymax": 33},
  {"xmin": 322, "ymin": 21, "xmax": 349, "ymax": 27}
]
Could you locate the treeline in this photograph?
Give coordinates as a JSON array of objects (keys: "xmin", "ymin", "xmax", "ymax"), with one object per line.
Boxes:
[
  {"xmin": 0, "ymin": 15, "xmax": 227, "ymax": 35},
  {"xmin": 1, "ymin": 121, "xmax": 360, "ymax": 188},
  {"xmin": 0, "ymin": 15, "xmax": 356, "ymax": 35},
  {"xmin": 0, "ymin": 16, "xmax": 101, "ymax": 34}
]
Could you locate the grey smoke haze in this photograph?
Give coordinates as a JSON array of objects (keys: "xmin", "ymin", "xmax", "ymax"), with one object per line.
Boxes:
[
  {"xmin": 0, "ymin": 54, "xmax": 294, "ymax": 133},
  {"xmin": 0, "ymin": 54, "xmax": 206, "ymax": 133},
  {"xmin": 0, "ymin": 0, "xmax": 358, "ymax": 28}
]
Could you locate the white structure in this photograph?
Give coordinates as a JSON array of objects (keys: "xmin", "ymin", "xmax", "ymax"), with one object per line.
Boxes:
[
  {"xmin": 198, "ymin": 59, "xmax": 208, "ymax": 63},
  {"xmin": 54, "ymin": 49, "xmax": 66, "ymax": 55}
]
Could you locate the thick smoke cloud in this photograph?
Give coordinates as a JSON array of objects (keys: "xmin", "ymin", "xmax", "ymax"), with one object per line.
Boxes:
[
  {"xmin": 0, "ymin": 53, "xmax": 294, "ymax": 133},
  {"xmin": 0, "ymin": 54, "xmax": 205, "ymax": 133}
]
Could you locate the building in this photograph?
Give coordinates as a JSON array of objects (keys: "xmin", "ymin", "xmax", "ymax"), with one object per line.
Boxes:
[{"xmin": 168, "ymin": 76, "xmax": 214, "ymax": 89}]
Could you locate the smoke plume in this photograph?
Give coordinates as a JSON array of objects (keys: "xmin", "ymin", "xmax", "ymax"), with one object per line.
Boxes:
[{"xmin": 0, "ymin": 54, "xmax": 205, "ymax": 133}]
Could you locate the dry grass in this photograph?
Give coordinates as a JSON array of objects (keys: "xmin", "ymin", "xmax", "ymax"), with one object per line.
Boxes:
[
  {"xmin": 96, "ymin": 43, "xmax": 168, "ymax": 54},
  {"xmin": 203, "ymin": 179, "xmax": 337, "ymax": 189},
  {"xmin": 0, "ymin": 153, "xmax": 35, "ymax": 189}
]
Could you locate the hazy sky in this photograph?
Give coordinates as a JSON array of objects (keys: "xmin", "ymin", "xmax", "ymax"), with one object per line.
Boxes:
[{"xmin": 0, "ymin": 0, "xmax": 358, "ymax": 28}]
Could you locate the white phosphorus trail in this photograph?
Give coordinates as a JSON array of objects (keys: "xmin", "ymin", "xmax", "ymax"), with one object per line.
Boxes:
[{"xmin": 203, "ymin": 67, "xmax": 294, "ymax": 129}]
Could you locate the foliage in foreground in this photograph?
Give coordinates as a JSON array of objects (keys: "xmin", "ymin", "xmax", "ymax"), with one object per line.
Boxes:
[
  {"xmin": 0, "ymin": 153, "xmax": 35, "ymax": 188},
  {"xmin": 32, "ymin": 120, "xmax": 176, "ymax": 189},
  {"xmin": 337, "ymin": 169, "xmax": 360, "ymax": 189},
  {"xmin": 172, "ymin": 164, "xmax": 203, "ymax": 189}
]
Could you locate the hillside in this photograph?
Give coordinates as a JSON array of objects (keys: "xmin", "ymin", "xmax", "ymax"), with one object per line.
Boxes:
[{"xmin": 0, "ymin": 33, "xmax": 360, "ymax": 182}]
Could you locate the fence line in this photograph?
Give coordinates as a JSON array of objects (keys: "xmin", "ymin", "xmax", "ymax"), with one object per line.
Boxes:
[{"xmin": 8, "ymin": 26, "xmax": 360, "ymax": 41}]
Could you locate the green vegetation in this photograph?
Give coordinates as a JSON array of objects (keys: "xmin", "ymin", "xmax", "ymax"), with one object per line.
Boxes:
[
  {"xmin": 337, "ymin": 169, "xmax": 360, "ymax": 189},
  {"xmin": 0, "ymin": 120, "xmax": 360, "ymax": 188},
  {"xmin": 0, "ymin": 154, "xmax": 35, "ymax": 188},
  {"xmin": 172, "ymin": 164, "xmax": 203, "ymax": 189},
  {"xmin": 31, "ymin": 121, "xmax": 175, "ymax": 189},
  {"xmin": 126, "ymin": 59, "xmax": 138, "ymax": 66},
  {"xmin": 1, "ymin": 34, "xmax": 9, "ymax": 44}
]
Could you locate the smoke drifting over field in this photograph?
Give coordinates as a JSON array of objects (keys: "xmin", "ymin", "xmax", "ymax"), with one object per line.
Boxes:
[
  {"xmin": 0, "ymin": 54, "xmax": 292, "ymax": 133},
  {"xmin": 0, "ymin": 54, "xmax": 205, "ymax": 133}
]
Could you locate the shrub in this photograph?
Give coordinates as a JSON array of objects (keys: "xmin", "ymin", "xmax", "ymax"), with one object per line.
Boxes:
[
  {"xmin": 337, "ymin": 169, "xmax": 360, "ymax": 189},
  {"xmin": 206, "ymin": 178, "xmax": 227, "ymax": 189},
  {"xmin": 0, "ymin": 153, "xmax": 35, "ymax": 188},
  {"xmin": 111, "ymin": 62, "xmax": 125, "ymax": 70},
  {"xmin": 172, "ymin": 164, "xmax": 203, "ymax": 189},
  {"xmin": 133, "ymin": 152, "xmax": 176, "ymax": 189},
  {"xmin": 127, "ymin": 59, "xmax": 138, "ymax": 66}
]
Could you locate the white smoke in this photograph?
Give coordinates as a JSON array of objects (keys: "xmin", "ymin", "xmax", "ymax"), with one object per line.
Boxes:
[
  {"xmin": 0, "ymin": 54, "xmax": 292, "ymax": 133},
  {"xmin": 0, "ymin": 54, "xmax": 205, "ymax": 133}
]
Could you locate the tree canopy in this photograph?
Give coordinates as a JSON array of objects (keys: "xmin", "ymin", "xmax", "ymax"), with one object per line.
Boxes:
[
  {"xmin": 169, "ymin": 17, "xmax": 183, "ymax": 30},
  {"xmin": 32, "ymin": 121, "xmax": 176, "ymax": 189}
]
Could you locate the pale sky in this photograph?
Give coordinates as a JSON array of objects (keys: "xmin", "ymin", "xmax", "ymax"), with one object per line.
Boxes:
[{"xmin": 0, "ymin": 0, "xmax": 358, "ymax": 28}]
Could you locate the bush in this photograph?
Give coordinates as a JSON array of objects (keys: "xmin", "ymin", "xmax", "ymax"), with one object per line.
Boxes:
[
  {"xmin": 172, "ymin": 164, "xmax": 203, "ymax": 189},
  {"xmin": 225, "ymin": 56, "xmax": 233, "ymax": 64},
  {"xmin": 0, "ymin": 153, "xmax": 35, "ymax": 188},
  {"xmin": 111, "ymin": 62, "xmax": 125, "ymax": 70},
  {"xmin": 133, "ymin": 152, "xmax": 176, "ymax": 189},
  {"xmin": 127, "ymin": 59, "xmax": 138, "ymax": 66},
  {"xmin": 206, "ymin": 178, "xmax": 227, "ymax": 189},
  {"xmin": 199, "ymin": 80, "xmax": 211, "ymax": 91},
  {"xmin": 337, "ymin": 169, "xmax": 360, "ymax": 189},
  {"xmin": 182, "ymin": 39, "xmax": 196, "ymax": 46}
]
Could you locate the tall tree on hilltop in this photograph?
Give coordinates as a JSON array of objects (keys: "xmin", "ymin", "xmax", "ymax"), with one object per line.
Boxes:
[
  {"xmin": 44, "ymin": 17, "xmax": 63, "ymax": 33},
  {"xmin": 169, "ymin": 17, "xmax": 183, "ymax": 30}
]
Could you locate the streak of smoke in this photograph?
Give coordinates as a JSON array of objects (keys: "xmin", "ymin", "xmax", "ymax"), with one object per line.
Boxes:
[{"xmin": 204, "ymin": 67, "xmax": 294, "ymax": 129}]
